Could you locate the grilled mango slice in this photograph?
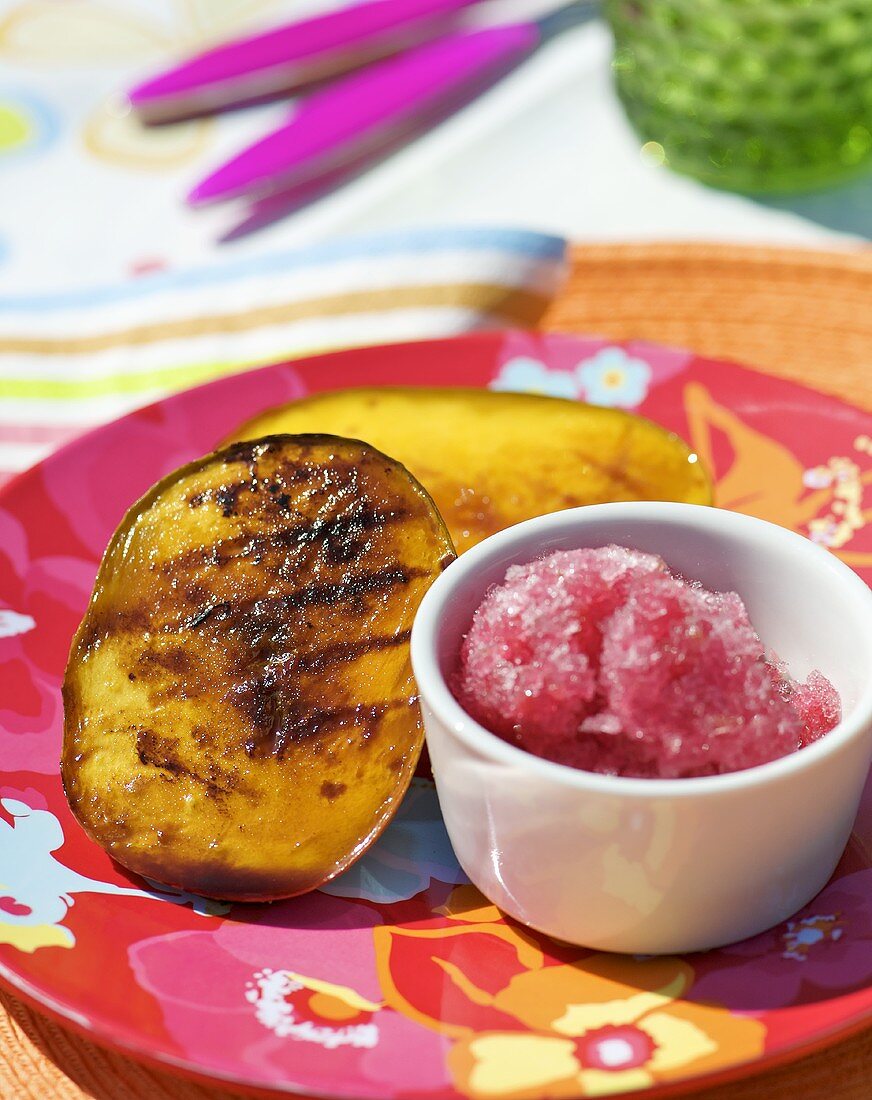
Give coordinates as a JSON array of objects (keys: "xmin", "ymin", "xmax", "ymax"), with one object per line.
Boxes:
[
  {"xmin": 229, "ymin": 388, "xmax": 711, "ymax": 553},
  {"xmin": 62, "ymin": 435, "xmax": 454, "ymax": 901}
]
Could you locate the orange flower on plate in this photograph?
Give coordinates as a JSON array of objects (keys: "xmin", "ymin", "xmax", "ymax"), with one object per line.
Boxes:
[
  {"xmin": 452, "ymin": 955, "xmax": 764, "ymax": 1098},
  {"xmin": 375, "ymin": 886, "xmax": 766, "ymax": 1099},
  {"xmin": 683, "ymin": 381, "xmax": 872, "ymax": 566}
]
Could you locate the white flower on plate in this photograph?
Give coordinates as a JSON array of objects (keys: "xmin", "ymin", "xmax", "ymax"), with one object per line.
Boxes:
[
  {"xmin": 0, "ymin": 610, "xmax": 36, "ymax": 639},
  {"xmin": 0, "ymin": 798, "xmax": 227, "ymax": 954},
  {"xmin": 576, "ymin": 347, "xmax": 652, "ymax": 408},
  {"xmin": 802, "ymin": 466, "xmax": 833, "ymax": 490},
  {"xmin": 246, "ymin": 967, "xmax": 381, "ymax": 1049},
  {"xmin": 490, "ymin": 357, "xmax": 578, "ymax": 399}
]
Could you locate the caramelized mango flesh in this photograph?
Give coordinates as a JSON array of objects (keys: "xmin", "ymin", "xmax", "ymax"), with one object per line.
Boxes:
[
  {"xmin": 230, "ymin": 388, "xmax": 711, "ymax": 553},
  {"xmin": 62, "ymin": 435, "xmax": 455, "ymax": 900}
]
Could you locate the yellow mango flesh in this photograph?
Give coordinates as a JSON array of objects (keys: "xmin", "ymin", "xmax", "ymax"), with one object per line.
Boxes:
[
  {"xmin": 62, "ymin": 435, "xmax": 455, "ymax": 900},
  {"xmin": 230, "ymin": 388, "xmax": 711, "ymax": 553}
]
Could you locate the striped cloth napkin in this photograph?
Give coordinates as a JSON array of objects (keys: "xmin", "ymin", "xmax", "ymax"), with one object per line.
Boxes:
[{"xmin": 0, "ymin": 227, "xmax": 567, "ymax": 487}]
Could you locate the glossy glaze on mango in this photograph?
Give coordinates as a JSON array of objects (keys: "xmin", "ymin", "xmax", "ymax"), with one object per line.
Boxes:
[
  {"xmin": 62, "ymin": 435, "xmax": 455, "ymax": 900},
  {"xmin": 229, "ymin": 388, "xmax": 712, "ymax": 553}
]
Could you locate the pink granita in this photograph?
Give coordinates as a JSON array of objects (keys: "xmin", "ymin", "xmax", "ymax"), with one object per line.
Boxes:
[{"xmin": 453, "ymin": 546, "xmax": 841, "ymax": 779}]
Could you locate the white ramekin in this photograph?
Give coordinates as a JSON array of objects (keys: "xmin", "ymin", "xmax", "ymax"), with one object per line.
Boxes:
[{"xmin": 411, "ymin": 502, "xmax": 872, "ymax": 954}]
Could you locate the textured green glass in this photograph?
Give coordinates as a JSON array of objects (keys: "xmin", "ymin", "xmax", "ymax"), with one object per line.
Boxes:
[{"xmin": 605, "ymin": 0, "xmax": 872, "ymax": 193}]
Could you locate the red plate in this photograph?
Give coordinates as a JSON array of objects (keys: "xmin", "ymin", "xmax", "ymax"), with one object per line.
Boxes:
[{"xmin": 2, "ymin": 332, "xmax": 872, "ymax": 1099}]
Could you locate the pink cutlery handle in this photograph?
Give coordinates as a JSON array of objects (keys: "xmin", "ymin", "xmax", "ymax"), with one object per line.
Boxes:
[
  {"xmin": 188, "ymin": 23, "xmax": 540, "ymax": 205},
  {"xmin": 130, "ymin": 0, "xmax": 479, "ymax": 114}
]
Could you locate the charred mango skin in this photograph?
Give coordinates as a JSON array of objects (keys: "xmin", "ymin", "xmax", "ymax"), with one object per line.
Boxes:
[
  {"xmin": 62, "ymin": 435, "xmax": 455, "ymax": 901},
  {"xmin": 230, "ymin": 388, "xmax": 712, "ymax": 553}
]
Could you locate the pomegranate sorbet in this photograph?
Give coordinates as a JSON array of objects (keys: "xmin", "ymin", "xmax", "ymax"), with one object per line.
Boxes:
[{"xmin": 454, "ymin": 546, "xmax": 840, "ymax": 778}]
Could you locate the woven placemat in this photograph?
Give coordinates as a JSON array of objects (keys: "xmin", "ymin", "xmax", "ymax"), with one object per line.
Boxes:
[
  {"xmin": 540, "ymin": 241, "xmax": 872, "ymax": 410},
  {"xmin": 3, "ymin": 983, "xmax": 872, "ymax": 1100},
  {"xmin": 3, "ymin": 241, "xmax": 872, "ymax": 1099}
]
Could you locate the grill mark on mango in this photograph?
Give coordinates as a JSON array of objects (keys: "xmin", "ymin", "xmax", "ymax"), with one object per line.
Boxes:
[
  {"xmin": 320, "ymin": 781, "xmax": 347, "ymax": 801},
  {"xmin": 135, "ymin": 728, "xmax": 236, "ymax": 798},
  {"xmin": 77, "ymin": 605, "xmax": 151, "ymax": 651},
  {"xmin": 241, "ymin": 698, "xmax": 410, "ymax": 760},
  {"xmin": 188, "ymin": 567, "xmax": 423, "ymax": 640},
  {"xmin": 167, "ymin": 503, "xmax": 416, "ymax": 573},
  {"xmin": 138, "ymin": 647, "xmax": 191, "ymax": 674},
  {"xmin": 295, "ymin": 629, "xmax": 412, "ymax": 674},
  {"xmin": 184, "ymin": 601, "xmax": 232, "ymax": 629},
  {"xmin": 206, "ymin": 572, "xmax": 422, "ymax": 624},
  {"xmin": 252, "ymin": 566, "xmax": 424, "ymax": 612},
  {"xmin": 89, "ymin": 566, "xmax": 422, "ymax": 650},
  {"xmin": 227, "ymin": 631, "xmax": 415, "ymax": 758}
]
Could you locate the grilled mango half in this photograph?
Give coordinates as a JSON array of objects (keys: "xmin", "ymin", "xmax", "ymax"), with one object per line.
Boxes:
[
  {"xmin": 229, "ymin": 388, "xmax": 712, "ymax": 553},
  {"xmin": 62, "ymin": 435, "xmax": 454, "ymax": 900}
]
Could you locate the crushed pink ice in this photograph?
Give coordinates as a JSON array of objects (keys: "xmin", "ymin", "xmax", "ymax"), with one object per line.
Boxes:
[{"xmin": 454, "ymin": 546, "xmax": 841, "ymax": 779}]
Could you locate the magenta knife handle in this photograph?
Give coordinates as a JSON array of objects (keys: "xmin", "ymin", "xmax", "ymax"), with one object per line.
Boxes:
[
  {"xmin": 188, "ymin": 23, "xmax": 540, "ymax": 205},
  {"xmin": 130, "ymin": 0, "xmax": 480, "ymax": 116}
]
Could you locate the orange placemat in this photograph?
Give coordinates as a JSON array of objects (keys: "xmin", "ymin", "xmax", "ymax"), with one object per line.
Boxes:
[
  {"xmin": 2, "ymin": 981, "xmax": 872, "ymax": 1100},
  {"xmin": 3, "ymin": 241, "xmax": 872, "ymax": 1099},
  {"xmin": 540, "ymin": 241, "xmax": 872, "ymax": 409}
]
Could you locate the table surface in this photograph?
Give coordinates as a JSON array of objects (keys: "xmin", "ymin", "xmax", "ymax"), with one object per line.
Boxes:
[{"xmin": 1, "ymin": 0, "xmax": 871, "ymax": 296}]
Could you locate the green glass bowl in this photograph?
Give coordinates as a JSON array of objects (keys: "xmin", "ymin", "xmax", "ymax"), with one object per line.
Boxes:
[{"xmin": 605, "ymin": 0, "xmax": 872, "ymax": 194}]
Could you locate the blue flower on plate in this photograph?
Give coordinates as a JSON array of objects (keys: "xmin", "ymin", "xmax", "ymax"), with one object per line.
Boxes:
[
  {"xmin": 490, "ymin": 356, "xmax": 578, "ymax": 399},
  {"xmin": 320, "ymin": 780, "xmax": 466, "ymax": 904},
  {"xmin": 576, "ymin": 347, "xmax": 652, "ymax": 408}
]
